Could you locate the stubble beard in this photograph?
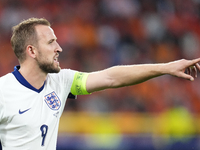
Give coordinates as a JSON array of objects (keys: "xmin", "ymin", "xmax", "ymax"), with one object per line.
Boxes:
[
  {"xmin": 38, "ymin": 61, "xmax": 61, "ymax": 74},
  {"xmin": 36, "ymin": 56, "xmax": 61, "ymax": 74}
]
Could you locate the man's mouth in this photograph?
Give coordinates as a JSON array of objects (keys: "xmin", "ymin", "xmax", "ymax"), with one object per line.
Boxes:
[
  {"xmin": 54, "ymin": 56, "xmax": 59, "ymax": 65},
  {"xmin": 54, "ymin": 58, "xmax": 58, "ymax": 62}
]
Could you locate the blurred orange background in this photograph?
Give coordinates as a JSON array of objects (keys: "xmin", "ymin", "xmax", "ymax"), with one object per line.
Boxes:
[{"xmin": 1, "ymin": 0, "xmax": 200, "ymax": 149}]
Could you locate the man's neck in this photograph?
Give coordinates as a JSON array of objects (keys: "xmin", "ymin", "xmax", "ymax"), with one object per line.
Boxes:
[{"xmin": 19, "ymin": 64, "xmax": 47, "ymax": 90}]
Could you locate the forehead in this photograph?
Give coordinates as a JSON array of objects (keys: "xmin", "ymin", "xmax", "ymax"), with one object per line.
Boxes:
[{"xmin": 35, "ymin": 25, "xmax": 56, "ymax": 41}]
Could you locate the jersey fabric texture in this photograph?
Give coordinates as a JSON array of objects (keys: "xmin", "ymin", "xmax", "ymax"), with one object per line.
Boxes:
[{"xmin": 0, "ymin": 66, "xmax": 77, "ymax": 150}]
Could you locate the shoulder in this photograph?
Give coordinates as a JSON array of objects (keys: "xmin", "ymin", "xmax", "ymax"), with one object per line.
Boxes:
[
  {"xmin": 48, "ymin": 69, "xmax": 77, "ymax": 80},
  {"xmin": 0, "ymin": 73, "xmax": 14, "ymax": 88},
  {"xmin": 47, "ymin": 69, "xmax": 77, "ymax": 87},
  {"xmin": 0, "ymin": 73, "xmax": 16, "ymax": 101},
  {"xmin": 0, "ymin": 74, "xmax": 12, "ymax": 113}
]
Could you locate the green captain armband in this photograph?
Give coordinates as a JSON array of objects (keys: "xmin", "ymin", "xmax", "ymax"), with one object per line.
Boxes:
[{"xmin": 71, "ymin": 72, "xmax": 90, "ymax": 95}]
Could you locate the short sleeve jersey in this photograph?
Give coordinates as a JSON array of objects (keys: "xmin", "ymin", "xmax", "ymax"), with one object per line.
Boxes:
[{"xmin": 0, "ymin": 66, "xmax": 77, "ymax": 150}]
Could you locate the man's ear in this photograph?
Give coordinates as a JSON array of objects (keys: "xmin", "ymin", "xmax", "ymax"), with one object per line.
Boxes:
[{"xmin": 26, "ymin": 45, "xmax": 36, "ymax": 59}]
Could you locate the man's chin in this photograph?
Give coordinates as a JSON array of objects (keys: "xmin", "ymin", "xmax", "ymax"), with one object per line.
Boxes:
[
  {"xmin": 40, "ymin": 66, "xmax": 61, "ymax": 74},
  {"xmin": 51, "ymin": 63, "xmax": 61, "ymax": 73},
  {"xmin": 52, "ymin": 66, "xmax": 61, "ymax": 73},
  {"xmin": 56, "ymin": 66, "xmax": 61, "ymax": 73}
]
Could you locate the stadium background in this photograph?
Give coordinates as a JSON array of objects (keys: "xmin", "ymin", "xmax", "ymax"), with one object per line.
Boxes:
[{"xmin": 1, "ymin": 0, "xmax": 200, "ymax": 149}]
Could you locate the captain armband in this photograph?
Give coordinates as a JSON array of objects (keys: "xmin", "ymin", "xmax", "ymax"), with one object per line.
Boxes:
[{"xmin": 71, "ymin": 72, "xmax": 90, "ymax": 95}]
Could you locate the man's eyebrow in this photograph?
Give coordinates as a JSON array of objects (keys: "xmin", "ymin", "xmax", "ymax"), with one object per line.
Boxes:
[{"xmin": 48, "ymin": 38, "xmax": 57, "ymax": 43}]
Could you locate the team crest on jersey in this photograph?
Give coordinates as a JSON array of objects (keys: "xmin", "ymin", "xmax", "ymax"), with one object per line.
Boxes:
[{"xmin": 44, "ymin": 91, "xmax": 61, "ymax": 110}]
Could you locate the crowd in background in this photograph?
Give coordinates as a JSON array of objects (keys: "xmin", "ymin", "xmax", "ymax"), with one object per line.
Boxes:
[{"xmin": 1, "ymin": 0, "xmax": 200, "ymax": 114}]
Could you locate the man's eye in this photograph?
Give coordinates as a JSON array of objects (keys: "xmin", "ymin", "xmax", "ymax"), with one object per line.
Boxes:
[{"xmin": 49, "ymin": 40, "xmax": 54, "ymax": 44}]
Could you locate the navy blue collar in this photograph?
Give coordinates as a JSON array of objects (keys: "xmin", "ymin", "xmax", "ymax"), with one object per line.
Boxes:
[{"xmin": 12, "ymin": 66, "xmax": 45, "ymax": 93}]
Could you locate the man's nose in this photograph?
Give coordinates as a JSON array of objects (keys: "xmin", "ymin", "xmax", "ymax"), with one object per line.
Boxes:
[{"xmin": 56, "ymin": 42, "xmax": 62, "ymax": 52}]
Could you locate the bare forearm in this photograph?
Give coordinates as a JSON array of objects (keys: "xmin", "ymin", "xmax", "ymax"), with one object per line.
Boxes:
[
  {"xmin": 86, "ymin": 63, "xmax": 167, "ymax": 93},
  {"xmin": 86, "ymin": 58, "xmax": 200, "ymax": 93},
  {"xmin": 105, "ymin": 64, "xmax": 166, "ymax": 88}
]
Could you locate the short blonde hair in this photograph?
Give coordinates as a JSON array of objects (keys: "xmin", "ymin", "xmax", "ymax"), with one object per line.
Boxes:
[{"xmin": 11, "ymin": 18, "xmax": 50, "ymax": 63}]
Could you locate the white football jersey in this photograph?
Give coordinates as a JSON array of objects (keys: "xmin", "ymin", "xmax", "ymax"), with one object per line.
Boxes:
[{"xmin": 0, "ymin": 66, "xmax": 77, "ymax": 150}]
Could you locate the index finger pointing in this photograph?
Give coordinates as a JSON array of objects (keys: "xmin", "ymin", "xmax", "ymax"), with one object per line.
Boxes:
[{"xmin": 190, "ymin": 58, "xmax": 200, "ymax": 65}]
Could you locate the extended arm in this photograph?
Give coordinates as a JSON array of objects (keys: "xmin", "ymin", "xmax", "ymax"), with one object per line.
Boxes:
[{"xmin": 86, "ymin": 58, "xmax": 200, "ymax": 93}]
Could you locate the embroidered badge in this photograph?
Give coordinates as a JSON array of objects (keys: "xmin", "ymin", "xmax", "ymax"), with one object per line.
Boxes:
[{"xmin": 44, "ymin": 91, "xmax": 61, "ymax": 110}]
